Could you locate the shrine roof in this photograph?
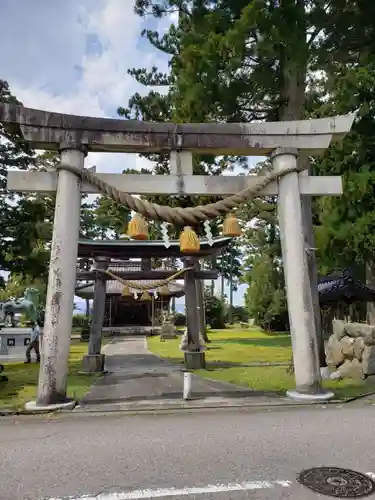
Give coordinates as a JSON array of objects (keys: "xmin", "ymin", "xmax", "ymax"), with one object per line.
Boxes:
[
  {"xmin": 318, "ymin": 273, "xmax": 375, "ymax": 304},
  {"xmin": 77, "ymin": 236, "xmax": 232, "ymax": 258}
]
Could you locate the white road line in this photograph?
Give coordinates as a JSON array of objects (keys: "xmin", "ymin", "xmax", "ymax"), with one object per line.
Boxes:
[
  {"xmin": 47, "ymin": 473, "xmax": 375, "ymax": 500},
  {"xmin": 48, "ymin": 480, "xmax": 292, "ymax": 500}
]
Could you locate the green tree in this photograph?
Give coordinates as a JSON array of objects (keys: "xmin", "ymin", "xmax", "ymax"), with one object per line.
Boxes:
[
  {"xmin": 242, "ymin": 190, "xmax": 287, "ymax": 330},
  {"xmin": 244, "ymin": 252, "xmax": 287, "ymax": 331},
  {"xmin": 0, "ymin": 273, "xmax": 47, "ymax": 306},
  {"xmin": 127, "ymin": 0, "xmax": 319, "ymax": 290},
  {"xmin": 203, "ymin": 286, "xmax": 226, "ymax": 329},
  {"xmin": 314, "ymin": 52, "xmax": 375, "ymax": 283},
  {"xmin": 227, "ymin": 305, "xmax": 248, "ymax": 324},
  {"xmin": 216, "ymin": 242, "xmax": 242, "ymax": 290},
  {"xmin": 0, "ymin": 80, "xmax": 53, "ymax": 279},
  {"xmin": 129, "ymin": 1, "xmax": 373, "ymax": 344},
  {"xmin": 92, "ymin": 195, "xmax": 131, "ymax": 239},
  {"xmin": 121, "ymin": 2, "xmax": 247, "ymax": 249}
]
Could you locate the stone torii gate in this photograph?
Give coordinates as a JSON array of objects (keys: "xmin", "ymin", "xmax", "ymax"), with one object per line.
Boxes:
[{"xmin": 0, "ymin": 104, "xmax": 354, "ymax": 409}]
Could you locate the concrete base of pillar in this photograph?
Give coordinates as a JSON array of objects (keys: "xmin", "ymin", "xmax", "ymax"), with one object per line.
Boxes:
[
  {"xmin": 81, "ymin": 354, "xmax": 105, "ymax": 373},
  {"xmin": 320, "ymin": 366, "xmax": 331, "ymax": 380},
  {"xmin": 24, "ymin": 399, "xmax": 76, "ymax": 413},
  {"xmin": 184, "ymin": 351, "xmax": 205, "ymax": 370},
  {"xmin": 286, "ymin": 388, "xmax": 335, "ymax": 402}
]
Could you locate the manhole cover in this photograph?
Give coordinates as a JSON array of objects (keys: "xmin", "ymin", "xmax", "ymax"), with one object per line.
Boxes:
[{"xmin": 298, "ymin": 467, "xmax": 375, "ymax": 497}]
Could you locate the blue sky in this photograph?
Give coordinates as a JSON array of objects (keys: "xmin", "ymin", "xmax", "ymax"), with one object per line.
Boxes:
[{"xmin": 0, "ymin": 0, "xmax": 257, "ymax": 310}]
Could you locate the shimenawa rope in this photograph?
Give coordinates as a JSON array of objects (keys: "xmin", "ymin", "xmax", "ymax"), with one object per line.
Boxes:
[
  {"xmin": 56, "ymin": 162, "xmax": 298, "ymax": 225},
  {"xmin": 101, "ymin": 267, "xmax": 192, "ymax": 290}
]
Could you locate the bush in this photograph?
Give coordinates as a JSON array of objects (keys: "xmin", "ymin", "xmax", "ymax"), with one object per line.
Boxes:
[
  {"xmin": 204, "ymin": 290, "xmax": 226, "ymax": 329},
  {"xmin": 174, "ymin": 313, "xmax": 186, "ymax": 326},
  {"xmin": 226, "ymin": 305, "xmax": 249, "ymax": 324},
  {"xmin": 72, "ymin": 313, "xmax": 88, "ymax": 328},
  {"xmin": 80, "ymin": 317, "xmax": 90, "ymax": 342}
]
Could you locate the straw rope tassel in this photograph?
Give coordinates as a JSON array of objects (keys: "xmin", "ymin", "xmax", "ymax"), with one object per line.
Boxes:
[
  {"xmin": 180, "ymin": 226, "xmax": 200, "ymax": 253},
  {"xmin": 127, "ymin": 213, "xmax": 149, "ymax": 240},
  {"xmin": 223, "ymin": 213, "xmax": 241, "ymax": 237}
]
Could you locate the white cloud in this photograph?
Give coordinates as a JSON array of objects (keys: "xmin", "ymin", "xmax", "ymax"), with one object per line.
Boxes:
[
  {"xmin": 0, "ymin": 1, "xmax": 251, "ymax": 304},
  {"xmin": 0, "ymin": 0, "xmax": 168, "ymax": 174}
]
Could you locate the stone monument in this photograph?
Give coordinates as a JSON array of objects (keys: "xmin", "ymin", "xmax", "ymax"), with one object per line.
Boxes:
[{"xmin": 160, "ymin": 313, "xmax": 177, "ymax": 340}]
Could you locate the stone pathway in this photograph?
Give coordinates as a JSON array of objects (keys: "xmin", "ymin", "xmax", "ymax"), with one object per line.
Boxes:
[{"xmin": 75, "ymin": 337, "xmax": 295, "ymax": 412}]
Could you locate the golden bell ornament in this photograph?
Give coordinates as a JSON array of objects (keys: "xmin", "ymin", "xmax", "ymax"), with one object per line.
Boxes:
[
  {"xmin": 121, "ymin": 285, "xmax": 131, "ymax": 297},
  {"xmin": 222, "ymin": 214, "xmax": 241, "ymax": 237},
  {"xmin": 158, "ymin": 285, "xmax": 170, "ymax": 296},
  {"xmin": 140, "ymin": 290, "xmax": 151, "ymax": 301},
  {"xmin": 179, "ymin": 226, "xmax": 200, "ymax": 253},
  {"xmin": 127, "ymin": 214, "xmax": 149, "ymax": 240}
]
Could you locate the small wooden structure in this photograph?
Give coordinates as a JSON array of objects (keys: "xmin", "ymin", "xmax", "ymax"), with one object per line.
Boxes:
[
  {"xmin": 76, "ymin": 260, "xmax": 184, "ymax": 328},
  {"xmin": 318, "ymin": 271, "xmax": 375, "ymax": 338},
  {"xmin": 75, "ymin": 237, "xmax": 231, "ymax": 371}
]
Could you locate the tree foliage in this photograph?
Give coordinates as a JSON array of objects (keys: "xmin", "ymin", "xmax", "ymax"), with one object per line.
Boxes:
[
  {"xmin": 204, "ymin": 286, "xmax": 226, "ymax": 329},
  {"xmin": 314, "ymin": 46, "xmax": 375, "ymax": 277},
  {"xmin": 123, "ymin": 0, "xmax": 246, "ymax": 271},
  {"xmin": 0, "ymin": 80, "xmax": 52, "ymax": 279},
  {"xmin": 126, "ymin": 1, "xmax": 375, "ymax": 327}
]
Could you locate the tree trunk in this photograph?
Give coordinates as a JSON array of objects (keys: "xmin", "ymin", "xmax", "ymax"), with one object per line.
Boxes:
[{"xmin": 278, "ymin": 0, "xmax": 325, "ymax": 368}]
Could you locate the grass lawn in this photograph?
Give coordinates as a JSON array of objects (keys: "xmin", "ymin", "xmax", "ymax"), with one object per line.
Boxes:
[
  {"xmin": 0, "ymin": 339, "xmax": 106, "ymax": 411},
  {"xmin": 148, "ymin": 327, "xmax": 375, "ymax": 400},
  {"xmin": 148, "ymin": 327, "xmax": 292, "ymax": 365}
]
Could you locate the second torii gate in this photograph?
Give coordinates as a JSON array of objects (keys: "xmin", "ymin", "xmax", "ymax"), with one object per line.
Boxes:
[{"xmin": 0, "ymin": 104, "xmax": 354, "ymax": 409}]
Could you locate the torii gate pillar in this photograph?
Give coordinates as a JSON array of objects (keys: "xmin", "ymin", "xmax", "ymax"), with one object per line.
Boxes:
[
  {"xmin": 27, "ymin": 146, "xmax": 86, "ymax": 411},
  {"xmin": 272, "ymin": 148, "xmax": 331, "ymax": 400}
]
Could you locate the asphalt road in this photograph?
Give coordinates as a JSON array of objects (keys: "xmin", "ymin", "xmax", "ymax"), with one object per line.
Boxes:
[{"xmin": 1, "ymin": 405, "xmax": 375, "ymax": 500}]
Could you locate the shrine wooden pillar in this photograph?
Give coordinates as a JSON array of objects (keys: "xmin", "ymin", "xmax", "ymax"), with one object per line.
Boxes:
[
  {"xmin": 82, "ymin": 257, "xmax": 109, "ymax": 373},
  {"xmin": 195, "ymin": 261, "xmax": 208, "ymax": 342},
  {"xmin": 183, "ymin": 257, "xmax": 205, "ymax": 369}
]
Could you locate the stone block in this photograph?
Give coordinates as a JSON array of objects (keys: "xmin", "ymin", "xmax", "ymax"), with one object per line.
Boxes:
[
  {"xmin": 82, "ymin": 354, "xmax": 105, "ymax": 373},
  {"xmin": 353, "ymin": 338, "xmax": 365, "ymax": 361},
  {"xmin": 337, "ymin": 358, "xmax": 363, "ymax": 379},
  {"xmin": 345, "ymin": 322, "xmax": 375, "ymax": 339},
  {"xmin": 341, "ymin": 336, "xmax": 355, "ymax": 359},
  {"xmin": 362, "ymin": 346, "xmax": 375, "ymax": 376},
  {"xmin": 184, "ymin": 352, "xmax": 206, "ymax": 370},
  {"xmin": 326, "ymin": 320, "xmax": 375, "ymax": 379},
  {"xmin": 332, "ymin": 319, "xmax": 347, "ymax": 340},
  {"xmin": 326, "ymin": 335, "xmax": 344, "ymax": 367}
]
